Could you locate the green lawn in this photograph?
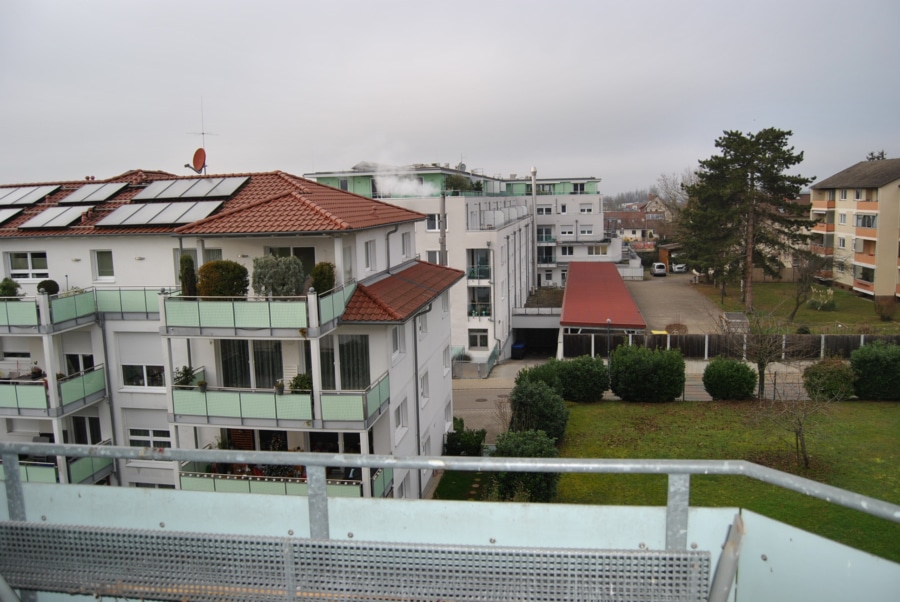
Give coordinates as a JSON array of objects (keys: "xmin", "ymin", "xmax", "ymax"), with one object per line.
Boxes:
[
  {"xmin": 695, "ymin": 281, "xmax": 900, "ymax": 334},
  {"xmin": 558, "ymin": 400, "xmax": 900, "ymax": 562}
]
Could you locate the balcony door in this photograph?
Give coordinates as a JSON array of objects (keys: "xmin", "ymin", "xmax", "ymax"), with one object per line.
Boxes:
[{"xmin": 220, "ymin": 340, "xmax": 283, "ymax": 389}]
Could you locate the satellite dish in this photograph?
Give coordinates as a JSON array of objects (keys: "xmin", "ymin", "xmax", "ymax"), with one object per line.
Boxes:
[{"xmin": 192, "ymin": 148, "xmax": 207, "ymax": 173}]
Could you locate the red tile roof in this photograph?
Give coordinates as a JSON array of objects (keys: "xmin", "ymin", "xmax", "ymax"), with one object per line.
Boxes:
[
  {"xmin": 342, "ymin": 261, "xmax": 464, "ymax": 323},
  {"xmin": 0, "ymin": 170, "xmax": 424, "ymax": 238},
  {"xmin": 560, "ymin": 262, "xmax": 646, "ymax": 330}
]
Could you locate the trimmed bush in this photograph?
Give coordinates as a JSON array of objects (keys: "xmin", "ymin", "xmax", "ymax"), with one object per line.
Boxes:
[
  {"xmin": 444, "ymin": 417, "xmax": 486, "ymax": 457},
  {"xmin": 874, "ymin": 296, "xmax": 897, "ymax": 322},
  {"xmin": 802, "ymin": 357, "xmax": 856, "ymax": 402},
  {"xmin": 609, "ymin": 345, "xmax": 685, "ymax": 403},
  {"xmin": 36, "ymin": 279, "xmax": 60, "ymax": 295},
  {"xmin": 0, "ymin": 278, "xmax": 21, "ymax": 298},
  {"xmin": 556, "ymin": 355, "xmax": 608, "ymax": 402},
  {"xmin": 702, "ymin": 357, "xmax": 756, "ymax": 400},
  {"xmin": 514, "ymin": 360, "xmax": 561, "ymax": 392},
  {"xmin": 179, "ymin": 254, "xmax": 197, "ymax": 297},
  {"xmin": 491, "ymin": 429, "xmax": 559, "ymax": 503},
  {"xmin": 850, "ymin": 341, "xmax": 900, "ymax": 401},
  {"xmin": 252, "ymin": 255, "xmax": 305, "ymax": 297},
  {"xmin": 197, "ymin": 260, "xmax": 249, "ymax": 297},
  {"xmin": 310, "ymin": 261, "xmax": 336, "ymax": 294},
  {"xmin": 508, "ymin": 380, "xmax": 568, "ymax": 444}
]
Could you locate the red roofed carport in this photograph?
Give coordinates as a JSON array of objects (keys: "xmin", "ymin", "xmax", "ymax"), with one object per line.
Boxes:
[{"xmin": 557, "ymin": 262, "xmax": 647, "ymax": 358}]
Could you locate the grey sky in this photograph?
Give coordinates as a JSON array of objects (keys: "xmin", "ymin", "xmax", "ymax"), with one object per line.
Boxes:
[{"xmin": 1, "ymin": 0, "xmax": 897, "ymax": 194}]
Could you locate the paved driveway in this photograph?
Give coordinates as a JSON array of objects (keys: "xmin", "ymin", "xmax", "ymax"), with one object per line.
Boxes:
[{"xmin": 624, "ymin": 272, "xmax": 721, "ymax": 334}]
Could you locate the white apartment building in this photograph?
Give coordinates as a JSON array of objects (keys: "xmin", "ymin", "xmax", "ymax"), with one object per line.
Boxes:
[{"xmin": 0, "ymin": 169, "xmax": 461, "ymax": 499}]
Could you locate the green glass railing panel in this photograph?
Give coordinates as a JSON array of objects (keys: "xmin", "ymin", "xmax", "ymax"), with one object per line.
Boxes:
[
  {"xmin": 173, "ymin": 389, "xmax": 208, "ymax": 415},
  {"xmin": 97, "ymin": 289, "xmax": 157, "ymax": 313},
  {"xmin": 275, "ymin": 394, "xmax": 312, "ymax": 420},
  {"xmin": 69, "ymin": 456, "xmax": 112, "ymax": 483},
  {"xmin": 285, "ymin": 482, "xmax": 309, "ymax": 496},
  {"xmin": 216, "ymin": 478, "xmax": 251, "ymax": 493},
  {"xmin": 249, "ymin": 480, "xmax": 288, "ymax": 495},
  {"xmin": 327, "ymin": 483, "xmax": 362, "ymax": 497},
  {"xmin": 241, "ymin": 393, "xmax": 277, "ymax": 419},
  {"xmin": 22, "ymin": 464, "xmax": 59, "ymax": 483},
  {"xmin": 6, "ymin": 385, "xmax": 49, "ymax": 410},
  {"xmin": 95, "ymin": 290, "xmax": 123, "ymax": 312},
  {"xmin": 198, "ymin": 302, "xmax": 236, "ymax": 328},
  {"xmin": 366, "ymin": 374, "xmax": 390, "ymax": 417},
  {"xmin": 73, "ymin": 291, "xmax": 97, "ymax": 318},
  {"xmin": 0, "ymin": 385, "xmax": 19, "ymax": 408},
  {"xmin": 206, "ymin": 391, "xmax": 241, "ymax": 418},
  {"xmin": 180, "ymin": 475, "xmax": 216, "ymax": 492},
  {"xmin": 164, "ymin": 300, "xmax": 201, "ymax": 327},
  {"xmin": 60, "ymin": 379, "xmax": 85, "ymax": 404},
  {"xmin": 269, "ymin": 302, "xmax": 306, "ymax": 328},
  {"xmin": 233, "ymin": 302, "xmax": 269, "ymax": 328},
  {"xmin": 50, "ymin": 296, "xmax": 76, "ymax": 322},
  {"xmin": 0, "ymin": 300, "xmax": 39, "ymax": 326},
  {"xmin": 321, "ymin": 394, "xmax": 364, "ymax": 421},
  {"xmin": 84, "ymin": 368, "xmax": 105, "ymax": 396}
]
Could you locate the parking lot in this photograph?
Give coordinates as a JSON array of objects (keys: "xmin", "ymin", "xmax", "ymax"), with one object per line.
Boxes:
[{"xmin": 624, "ymin": 272, "xmax": 721, "ymax": 334}]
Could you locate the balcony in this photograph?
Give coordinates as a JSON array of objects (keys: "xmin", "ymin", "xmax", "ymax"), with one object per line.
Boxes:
[
  {"xmin": 810, "ymin": 243, "xmax": 834, "ymax": 256},
  {"xmin": 537, "ymin": 256, "xmax": 557, "ymax": 267},
  {"xmin": 172, "ymin": 371, "xmax": 390, "ymax": 427},
  {"xmin": 853, "ymin": 279, "xmax": 875, "ymax": 294},
  {"xmin": 468, "ymin": 303, "xmax": 492, "ymax": 318},
  {"xmin": 853, "ymin": 253, "xmax": 877, "ymax": 267},
  {"xmin": 855, "ymin": 226, "xmax": 878, "ymax": 239},
  {"xmin": 0, "ymin": 440, "xmax": 114, "ymax": 484},
  {"xmin": 536, "ymin": 235, "xmax": 556, "ymax": 244},
  {"xmin": 856, "ymin": 201, "xmax": 879, "ymax": 212},
  {"xmin": 95, "ymin": 286, "xmax": 162, "ymax": 318},
  {"xmin": 179, "ymin": 462, "xmax": 392, "ymax": 498},
  {"xmin": 2, "ymin": 443, "xmax": 898, "ymax": 601},
  {"xmin": 0, "ymin": 365, "xmax": 107, "ymax": 417},
  {"xmin": 811, "ymin": 199, "xmax": 835, "ymax": 211},
  {"xmin": 812, "ymin": 222, "xmax": 835, "ymax": 233},
  {"xmin": 466, "ymin": 265, "xmax": 491, "ymax": 280},
  {"xmin": 163, "ymin": 292, "xmax": 308, "ymax": 337}
]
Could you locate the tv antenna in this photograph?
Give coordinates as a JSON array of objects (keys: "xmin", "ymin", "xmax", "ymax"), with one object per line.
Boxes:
[{"xmin": 186, "ymin": 97, "xmax": 217, "ymax": 174}]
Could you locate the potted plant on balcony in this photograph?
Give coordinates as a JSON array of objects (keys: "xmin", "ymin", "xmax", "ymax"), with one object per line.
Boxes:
[
  {"xmin": 197, "ymin": 380, "xmax": 208, "ymax": 393},
  {"xmin": 173, "ymin": 365, "xmax": 194, "ymax": 387},
  {"xmin": 274, "ymin": 380, "xmax": 285, "ymax": 395},
  {"xmin": 252, "ymin": 255, "xmax": 305, "ymax": 298},
  {"xmin": 0, "ymin": 278, "xmax": 22, "ymax": 299},
  {"xmin": 197, "ymin": 260, "xmax": 249, "ymax": 298},
  {"xmin": 289, "ymin": 373, "xmax": 312, "ymax": 394}
]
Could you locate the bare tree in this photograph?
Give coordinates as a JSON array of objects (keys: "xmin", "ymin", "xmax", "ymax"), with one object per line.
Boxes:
[
  {"xmin": 866, "ymin": 150, "xmax": 887, "ymax": 161},
  {"xmin": 655, "ymin": 168, "xmax": 697, "ymax": 216},
  {"xmin": 787, "ymin": 250, "xmax": 828, "ymax": 322}
]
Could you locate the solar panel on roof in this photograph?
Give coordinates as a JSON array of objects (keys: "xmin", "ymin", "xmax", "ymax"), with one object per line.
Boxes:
[
  {"xmin": 131, "ymin": 176, "xmax": 247, "ymax": 201},
  {"xmin": 59, "ymin": 182, "xmax": 128, "ymax": 204},
  {"xmin": 96, "ymin": 200, "xmax": 222, "ymax": 227},
  {"xmin": 0, "ymin": 185, "xmax": 60, "ymax": 207},
  {"xmin": 0, "ymin": 207, "xmax": 23, "ymax": 225},
  {"xmin": 19, "ymin": 205, "xmax": 94, "ymax": 229}
]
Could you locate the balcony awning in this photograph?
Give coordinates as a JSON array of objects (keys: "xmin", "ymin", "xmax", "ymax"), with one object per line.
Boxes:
[{"xmin": 342, "ymin": 261, "xmax": 464, "ymax": 323}]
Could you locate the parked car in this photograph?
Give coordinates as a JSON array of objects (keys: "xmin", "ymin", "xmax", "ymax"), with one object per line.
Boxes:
[
  {"xmin": 650, "ymin": 263, "xmax": 667, "ymax": 277},
  {"xmin": 670, "ymin": 263, "xmax": 687, "ymax": 273}
]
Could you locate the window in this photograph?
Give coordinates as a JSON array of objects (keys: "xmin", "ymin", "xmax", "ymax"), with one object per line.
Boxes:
[
  {"xmin": 338, "ymin": 334, "xmax": 370, "ymax": 390},
  {"xmin": 391, "ymin": 325, "xmax": 404, "ymax": 356},
  {"xmin": 537, "ymin": 226, "xmax": 553, "ymax": 242},
  {"xmin": 544, "ymin": 270, "xmax": 552, "ymax": 280},
  {"xmin": 92, "ymin": 250, "xmax": 114, "ymax": 281},
  {"xmin": 855, "ymin": 214, "xmax": 877, "ymax": 229},
  {"xmin": 364, "ymin": 240, "xmax": 376, "ymax": 271},
  {"xmin": 426, "ymin": 214, "xmax": 446, "ymax": 231},
  {"xmin": 468, "ymin": 287, "xmax": 490, "ymax": 316},
  {"xmin": 394, "ymin": 398, "xmax": 408, "ymax": 430},
  {"xmin": 587, "ymin": 244, "xmax": 608, "ymax": 256},
  {"xmin": 837, "ymin": 237, "xmax": 846, "ymax": 249},
  {"xmin": 419, "ymin": 372, "xmax": 430, "ymax": 403},
  {"xmin": 468, "ymin": 328, "xmax": 489, "ymax": 349},
  {"xmin": 827, "ymin": 190, "xmax": 835, "ymax": 201},
  {"xmin": 343, "ymin": 245, "xmax": 353, "ymax": 281},
  {"xmin": 445, "ymin": 401, "xmax": 452, "ymax": 426},
  {"xmin": 560, "ymin": 246, "xmax": 574, "ymax": 256},
  {"xmin": 401, "ymin": 232, "xmax": 411, "ymax": 258},
  {"xmin": 579, "ymin": 204, "xmax": 593, "ymax": 214},
  {"xmin": 122, "ymin": 365, "xmax": 165, "ymax": 387},
  {"xmin": 537, "ymin": 183, "xmax": 554, "ymax": 195},
  {"xmin": 426, "ymin": 250, "xmax": 447, "ymax": 266},
  {"xmin": 579, "ymin": 226, "xmax": 593, "ymax": 236},
  {"xmin": 9, "ymin": 251, "xmax": 48, "ymax": 280},
  {"xmin": 573, "ymin": 183, "xmax": 585, "ymax": 194},
  {"xmin": 560, "ymin": 225, "xmax": 574, "ymax": 236},
  {"xmin": 561, "ymin": 269, "xmax": 568, "ymax": 284},
  {"xmin": 441, "ymin": 292, "xmax": 449, "ymax": 313},
  {"xmin": 397, "ymin": 473, "xmax": 410, "ymax": 499},
  {"xmin": 174, "ymin": 248, "xmax": 223, "ymax": 281},
  {"xmin": 128, "ymin": 428, "xmax": 171, "ymax": 448},
  {"xmin": 418, "ymin": 312, "xmax": 428, "ymax": 336},
  {"xmin": 443, "ymin": 345, "xmax": 451, "ymax": 371},
  {"xmin": 339, "ymin": 178, "xmax": 349, "ymax": 191},
  {"xmin": 559, "ymin": 204, "xmax": 567, "ymax": 214},
  {"xmin": 840, "ymin": 189, "xmax": 847, "ymax": 200},
  {"xmin": 65, "ymin": 353, "xmax": 94, "ymax": 376},
  {"xmin": 220, "ymin": 340, "xmax": 283, "ymax": 389},
  {"xmin": 835, "ymin": 260, "xmax": 845, "ymax": 274},
  {"xmin": 537, "ymin": 205, "xmax": 552, "ymax": 215},
  {"xmin": 855, "ymin": 189, "xmax": 863, "ymax": 201},
  {"xmin": 855, "ymin": 266, "xmax": 875, "ymax": 283},
  {"xmin": 72, "ymin": 416, "xmax": 101, "ymax": 445},
  {"xmin": 838, "ymin": 213, "xmax": 846, "ymax": 225}
]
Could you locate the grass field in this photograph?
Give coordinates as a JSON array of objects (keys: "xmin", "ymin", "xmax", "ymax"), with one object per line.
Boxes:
[
  {"xmin": 436, "ymin": 400, "xmax": 900, "ymax": 563},
  {"xmin": 695, "ymin": 281, "xmax": 900, "ymax": 334}
]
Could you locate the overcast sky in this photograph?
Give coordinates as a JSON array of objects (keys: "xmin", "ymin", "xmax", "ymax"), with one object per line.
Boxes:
[{"xmin": 1, "ymin": 1, "xmax": 897, "ymax": 195}]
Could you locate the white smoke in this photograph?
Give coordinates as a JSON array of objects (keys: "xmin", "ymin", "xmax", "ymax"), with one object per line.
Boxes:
[{"xmin": 374, "ymin": 174, "xmax": 439, "ymax": 197}]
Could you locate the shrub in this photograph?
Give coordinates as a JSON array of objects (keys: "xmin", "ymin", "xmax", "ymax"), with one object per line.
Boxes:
[
  {"xmin": 36, "ymin": 279, "xmax": 60, "ymax": 295},
  {"xmin": 491, "ymin": 429, "xmax": 559, "ymax": 503},
  {"xmin": 556, "ymin": 355, "xmax": 608, "ymax": 402},
  {"xmin": 850, "ymin": 341, "xmax": 900, "ymax": 401},
  {"xmin": 874, "ymin": 296, "xmax": 897, "ymax": 322},
  {"xmin": 508, "ymin": 380, "xmax": 568, "ymax": 443},
  {"xmin": 252, "ymin": 255, "xmax": 305, "ymax": 297},
  {"xmin": 310, "ymin": 262, "xmax": 336, "ymax": 294},
  {"xmin": 197, "ymin": 260, "xmax": 249, "ymax": 297},
  {"xmin": 289, "ymin": 373, "xmax": 312, "ymax": 392},
  {"xmin": 702, "ymin": 357, "xmax": 756, "ymax": 400},
  {"xmin": 795, "ymin": 325, "xmax": 811, "ymax": 335},
  {"xmin": 179, "ymin": 254, "xmax": 197, "ymax": 297},
  {"xmin": 806, "ymin": 287, "xmax": 835, "ymax": 311},
  {"xmin": 444, "ymin": 417, "xmax": 487, "ymax": 457},
  {"xmin": 802, "ymin": 357, "xmax": 856, "ymax": 402},
  {"xmin": 609, "ymin": 345, "xmax": 685, "ymax": 403},
  {"xmin": 0, "ymin": 278, "xmax": 21, "ymax": 298},
  {"xmin": 514, "ymin": 360, "xmax": 561, "ymax": 392}
]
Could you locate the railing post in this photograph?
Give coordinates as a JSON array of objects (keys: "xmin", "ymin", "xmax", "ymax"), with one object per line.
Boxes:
[
  {"xmin": 666, "ymin": 473, "xmax": 690, "ymax": 550},
  {"xmin": 2, "ymin": 452, "xmax": 26, "ymax": 521},
  {"xmin": 307, "ymin": 465, "xmax": 330, "ymax": 539}
]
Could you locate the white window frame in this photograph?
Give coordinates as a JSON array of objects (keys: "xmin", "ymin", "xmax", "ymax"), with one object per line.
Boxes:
[
  {"xmin": 391, "ymin": 325, "xmax": 405, "ymax": 358},
  {"xmin": 401, "ymin": 232, "xmax": 411, "ymax": 258},
  {"xmin": 441, "ymin": 291, "xmax": 449, "ymax": 314},
  {"xmin": 468, "ymin": 328, "xmax": 489, "ymax": 350},
  {"xmin": 560, "ymin": 246, "xmax": 574, "ymax": 256},
  {"xmin": 393, "ymin": 397, "xmax": 409, "ymax": 442},
  {"xmin": 443, "ymin": 345, "xmax": 451, "ymax": 374},
  {"xmin": 92, "ymin": 249, "xmax": 115, "ymax": 282},
  {"xmin": 8, "ymin": 251, "xmax": 48, "ymax": 281},
  {"xmin": 426, "ymin": 214, "xmax": 445, "ymax": 232},
  {"xmin": 559, "ymin": 204, "xmax": 567, "ymax": 214},
  {"xmin": 364, "ymin": 240, "xmax": 376, "ymax": 271},
  {"xmin": 560, "ymin": 225, "xmax": 574, "ymax": 236},
  {"xmin": 536, "ymin": 205, "xmax": 552, "ymax": 215},
  {"xmin": 418, "ymin": 312, "xmax": 428, "ymax": 338},
  {"xmin": 855, "ymin": 189, "xmax": 863, "ymax": 201},
  {"xmin": 579, "ymin": 204, "xmax": 593, "ymax": 214},
  {"xmin": 840, "ymin": 189, "xmax": 847, "ymax": 200},
  {"xmin": 419, "ymin": 372, "xmax": 430, "ymax": 406},
  {"xmin": 838, "ymin": 213, "xmax": 846, "ymax": 225},
  {"xmin": 127, "ymin": 427, "xmax": 171, "ymax": 448},
  {"xmin": 122, "ymin": 364, "xmax": 165, "ymax": 388},
  {"xmin": 339, "ymin": 178, "xmax": 349, "ymax": 191},
  {"xmin": 838, "ymin": 237, "xmax": 846, "ymax": 249},
  {"xmin": 579, "ymin": 226, "xmax": 593, "ymax": 236}
]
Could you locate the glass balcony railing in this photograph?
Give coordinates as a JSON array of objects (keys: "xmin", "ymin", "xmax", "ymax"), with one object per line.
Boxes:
[
  {"xmin": 59, "ymin": 365, "xmax": 106, "ymax": 407},
  {"xmin": 468, "ymin": 303, "xmax": 491, "ymax": 317},
  {"xmin": 466, "ymin": 266, "xmax": 491, "ymax": 280},
  {"xmin": 320, "ymin": 371, "xmax": 390, "ymax": 422},
  {"xmin": 66, "ymin": 439, "xmax": 113, "ymax": 484},
  {"xmin": 0, "ymin": 379, "xmax": 47, "ymax": 412},
  {"xmin": 318, "ymin": 281, "xmax": 356, "ymax": 324},
  {"xmin": 0, "ymin": 459, "xmax": 58, "ymax": 483},
  {"xmin": 49, "ymin": 289, "xmax": 97, "ymax": 324},
  {"xmin": 0, "ymin": 298, "xmax": 39, "ymax": 328},
  {"xmin": 95, "ymin": 287, "xmax": 162, "ymax": 315},
  {"xmin": 173, "ymin": 387, "xmax": 314, "ymax": 422},
  {"xmin": 164, "ymin": 292, "xmax": 308, "ymax": 330}
]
